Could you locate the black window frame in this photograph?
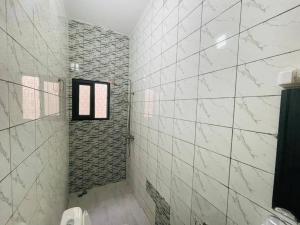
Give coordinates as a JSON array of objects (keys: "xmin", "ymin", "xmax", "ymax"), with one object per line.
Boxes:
[{"xmin": 72, "ymin": 78, "xmax": 110, "ymax": 121}]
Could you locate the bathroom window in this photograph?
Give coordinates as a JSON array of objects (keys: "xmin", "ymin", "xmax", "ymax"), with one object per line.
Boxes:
[{"xmin": 72, "ymin": 79, "xmax": 110, "ymax": 120}]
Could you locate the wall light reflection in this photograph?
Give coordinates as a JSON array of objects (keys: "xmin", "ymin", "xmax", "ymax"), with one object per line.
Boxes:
[{"xmin": 216, "ymin": 34, "xmax": 227, "ymax": 49}]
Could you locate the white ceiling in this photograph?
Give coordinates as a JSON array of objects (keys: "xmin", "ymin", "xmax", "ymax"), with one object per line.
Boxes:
[{"xmin": 64, "ymin": 0, "xmax": 149, "ymax": 35}]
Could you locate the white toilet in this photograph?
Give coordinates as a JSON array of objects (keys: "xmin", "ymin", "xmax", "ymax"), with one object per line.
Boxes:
[{"xmin": 60, "ymin": 207, "xmax": 92, "ymax": 225}]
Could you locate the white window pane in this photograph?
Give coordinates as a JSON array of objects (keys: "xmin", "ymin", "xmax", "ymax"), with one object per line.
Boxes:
[
  {"xmin": 79, "ymin": 85, "xmax": 91, "ymax": 115},
  {"xmin": 95, "ymin": 83, "xmax": 108, "ymax": 118}
]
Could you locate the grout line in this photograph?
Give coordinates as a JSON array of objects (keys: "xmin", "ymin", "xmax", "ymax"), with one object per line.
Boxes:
[{"xmin": 225, "ymin": 0, "xmax": 243, "ymax": 223}]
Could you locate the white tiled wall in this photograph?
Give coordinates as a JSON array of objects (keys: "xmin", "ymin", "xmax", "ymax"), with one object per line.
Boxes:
[
  {"xmin": 128, "ymin": 0, "xmax": 300, "ymax": 224},
  {"xmin": 0, "ymin": 0, "xmax": 69, "ymax": 225}
]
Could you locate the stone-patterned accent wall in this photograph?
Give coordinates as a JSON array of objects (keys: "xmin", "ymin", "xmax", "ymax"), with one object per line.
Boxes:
[
  {"xmin": 146, "ymin": 180, "xmax": 170, "ymax": 225},
  {"xmin": 68, "ymin": 20, "xmax": 129, "ymax": 193},
  {"xmin": 0, "ymin": 0, "xmax": 69, "ymax": 225},
  {"xmin": 128, "ymin": 0, "xmax": 300, "ymax": 225}
]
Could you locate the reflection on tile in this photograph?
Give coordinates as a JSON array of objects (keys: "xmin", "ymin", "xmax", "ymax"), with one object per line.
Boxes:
[
  {"xmin": 199, "ymin": 36, "xmax": 239, "ymax": 74},
  {"xmin": 232, "ymin": 129, "xmax": 277, "ymax": 173},
  {"xmin": 198, "ymin": 67, "xmax": 236, "ymax": 98},
  {"xmin": 241, "ymin": 0, "xmax": 300, "ymax": 30},
  {"xmin": 234, "ymin": 96, "xmax": 281, "ymax": 134},
  {"xmin": 191, "ymin": 190, "xmax": 227, "ymax": 225},
  {"xmin": 0, "ymin": 81, "xmax": 9, "ymax": 130},
  {"xmin": 196, "ymin": 123, "xmax": 232, "ymax": 157},
  {"xmin": 197, "ymin": 98, "xmax": 234, "ymax": 127},
  {"xmin": 9, "ymin": 83, "xmax": 36, "ymax": 126},
  {"xmin": 236, "ymin": 50, "xmax": 300, "ymax": 97},
  {"xmin": 228, "ymin": 190, "xmax": 271, "ymax": 225},
  {"xmin": 194, "ymin": 147, "xmax": 230, "ymax": 185},
  {"xmin": 239, "ymin": 7, "xmax": 300, "ymax": 64},
  {"xmin": 0, "ymin": 130, "xmax": 10, "ymax": 181},
  {"xmin": 201, "ymin": 2, "xmax": 241, "ymax": 50},
  {"xmin": 0, "ymin": 175, "xmax": 13, "ymax": 225},
  {"xmin": 229, "ymin": 160, "xmax": 274, "ymax": 209}
]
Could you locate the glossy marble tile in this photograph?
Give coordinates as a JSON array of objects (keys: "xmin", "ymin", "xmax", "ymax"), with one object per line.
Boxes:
[
  {"xmin": 163, "ymin": 7, "xmax": 178, "ymax": 34},
  {"xmin": 172, "ymin": 157, "xmax": 193, "ymax": 186},
  {"xmin": 160, "ymin": 82, "xmax": 175, "ymax": 100},
  {"xmin": 228, "ymin": 190, "xmax": 271, "ymax": 225},
  {"xmin": 194, "ymin": 147, "xmax": 230, "ymax": 185},
  {"xmin": 9, "ymin": 83, "xmax": 36, "ymax": 127},
  {"xmin": 170, "ymin": 193, "xmax": 191, "ymax": 225},
  {"xmin": 175, "ymin": 76, "xmax": 198, "ymax": 99},
  {"xmin": 174, "ymin": 99, "xmax": 197, "ymax": 121},
  {"xmin": 193, "ymin": 168, "xmax": 228, "ymax": 213},
  {"xmin": 176, "ymin": 53, "xmax": 199, "ymax": 81},
  {"xmin": 179, "ymin": 0, "xmax": 202, "ymax": 22},
  {"xmin": 0, "ymin": 26, "xmax": 9, "ymax": 82},
  {"xmin": 0, "ymin": 80, "xmax": 9, "ymax": 130},
  {"xmin": 0, "ymin": 175, "xmax": 13, "ymax": 225},
  {"xmin": 0, "ymin": 129, "xmax": 10, "ymax": 181},
  {"xmin": 177, "ymin": 31, "xmax": 200, "ymax": 61},
  {"xmin": 239, "ymin": 6, "xmax": 300, "ymax": 64},
  {"xmin": 171, "ymin": 175, "xmax": 193, "ymax": 206},
  {"xmin": 162, "ymin": 26, "xmax": 178, "ymax": 52},
  {"xmin": 236, "ymin": 50, "xmax": 300, "ymax": 97},
  {"xmin": 199, "ymin": 36, "xmax": 239, "ymax": 74},
  {"xmin": 173, "ymin": 138, "xmax": 195, "ymax": 165},
  {"xmin": 7, "ymin": 182, "xmax": 37, "ymax": 225},
  {"xmin": 197, "ymin": 98, "xmax": 234, "ymax": 127},
  {"xmin": 11, "ymin": 121, "xmax": 36, "ymax": 169},
  {"xmin": 6, "ymin": 0, "xmax": 34, "ymax": 53},
  {"xmin": 234, "ymin": 96, "xmax": 281, "ymax": 134},
  {"xmin": 12, "ymin": 153, "xmax": 38, "ymax": 211},
  {"xmin": 201, "ymin": 2, "xmax": 241, "ymax": 50},
  {"xmin": 195, "ymin": 123, "xmax": 232, "ymax": 157},
  {"xmin": 230, "ymin": 160, "xmax": 274, "ymax": 209},
  {"xmin": 202, "ymin": 0, "xmax": 239, "ymax": 25},
  {"xmin": 173, "ymin": 119, "xmax": 195, "ymax": 143},
  {"xmin": 178, "ymin": 4, "xmax": 202, "ymax": 41},
  {"xmin": 161, "ymin": 64, "xmax": 176, "ymax": 84},
  {"xmin": 191, "ymin": 190, "xmax": 227, "ymax": 225},
  {"xmin": 0, "ymin": 0, "xmax": 5, "ymax": 30},
  {"xmin": 232, "ymin": 129, "xmax": 277, "ymax": 173},
  {"xmin": 241, "ymin": 0, "xmax": 300, "ymax": 30},
  {"xmin": 198, "ymin": 67, "xmax": 236, "ymax": 98}
]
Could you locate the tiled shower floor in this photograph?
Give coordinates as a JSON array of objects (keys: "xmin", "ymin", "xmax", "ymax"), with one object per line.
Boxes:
[{"xmin": 68, "ymin": 181, "xmax": 151, "ymax": 225}]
